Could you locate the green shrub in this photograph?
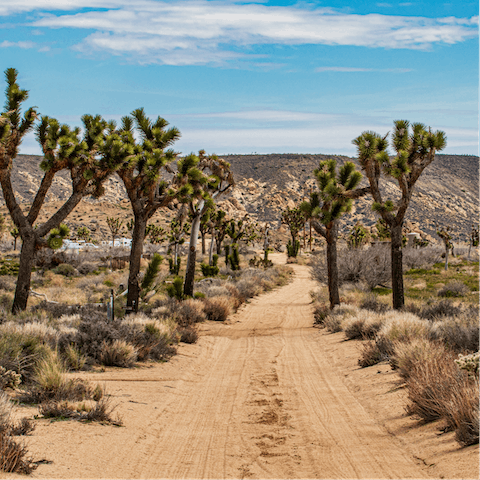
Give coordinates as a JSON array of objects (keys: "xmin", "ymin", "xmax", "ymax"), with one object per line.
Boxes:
[
  {"xmin": 53, "ymin": 263, "xmax": 77, "ymax": 277},
  {"xmin": 166, "ymin": 277, "xmax": 184, "ymax": 300},
  {"xmin": 437, "ymin": 281, "xmax": 469, "ymax": 298},
  {"xmin": 168, "ymin": 257, "xmax": 181, "ymax": 275},
  {"xmin": 286, "ymin": 239, "xmax": 300, "ymax": 258},
  {"xmin": 98, "ymin": 339, "xmax": 137, "ymax": 368}
]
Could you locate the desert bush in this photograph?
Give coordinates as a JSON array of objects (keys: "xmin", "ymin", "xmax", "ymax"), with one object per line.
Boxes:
[
  {"xmin": 167, "ymin": 298, "xmax": 206, "ymax": 327},
  {"xmin": 360, "ymin": 294, "xmax": 389, "ymax": 313},
  {"xmin": 235, "ymin": 276, "xmax": 261, "ymax": 299},
  {"xmin": 177, "ymin": 326, "xmax": 199, "ymax": 344},
  {"xmin": 412, "ymin": 299, "xmax": 463, "ymax": 321},
  {"xmin": 323, "ymin": 315, "xmax": 342, "ymax": 333},
  {"xmin": 39, "ymin": 394, "xmax": 121, "ymax": 425},
  {"xmin": 203, "ymin": 296, "xmax": 232, "ymax": 322},
  {"xmin": 437, "ymin": 281, "xmax": 470, "ymax": 298},
  {"xmin": 378, "ymin": 311, "xmax": 429, "ymax": 344},
  {"xmin": 98, "ymin": 339, "xmax": 137, "ymax": 368},
  {"xmin": 63, "ymin": 344, "xmax": 86, "ymax": 371},
  {"xmin": 166, "ymin": 277, "xmax": 185, "ymax": 300},
  {"xmin": 313, "ymin": 302, "xmax": 330, "ymax": 326},
  {"xmin": 429, "ymin": 315, "xmax": 479, "ymax": 353},
  {"xmin": 0, "ymin": 429, "xmax": 35, "ymax": 474},
  {"xmin": 358, "ymin": 340, "xmax": 386, "ymax": 368},
  {"xmin": 77, "ymin": 261, "xmax": 99, "ymax": 275},
  {"xmin": 311, "ymin": 244, "xmax": 390, "ymax": 290},
  {"xmin": 53, "ymin": 263, "xmax": 78, "ymax": 277},
  {"xmin": 402, "ymin": 247, "xmax": 442, "ymax": 270}
]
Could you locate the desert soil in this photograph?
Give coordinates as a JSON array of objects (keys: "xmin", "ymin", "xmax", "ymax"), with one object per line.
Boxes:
[{"xmin": 9, "ymin": 254, "xmax": 478, "ymax": 479}]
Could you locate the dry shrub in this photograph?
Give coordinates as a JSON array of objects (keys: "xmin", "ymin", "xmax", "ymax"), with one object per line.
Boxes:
[
  {"xmin": 177, "ymin": 326, "xmax": 199, "ymax": 344},
  {"xmin": 402, "ymin": 247, "xmax": 442, "ymax": 270},
  {"xmin": 414, "ymin": 299, "xmax": 463, "ymax": 321},
  {"xmin": 0, "ymin": 431, "xmax": 35, "ymax": 474},
  {"xmin": 39, "ymin": 395, "xmax": 121, "ymax": 425},
  {"xmin": 429, "ymin": 315, "xmax": 479, "ymax": 353},
  {"xmin": 360, "ymin": 294, "xmax": 389, "ymax": 313},
  {"xmin": 392, "ymin": 338, "xmax": 443, "ymax": 381},
  {"xmin": 0, "ymin": 393, "xmax": 36, "ymax": 474},
  {"xmin": 378, "ymin": 311, "xmax": 429, "ymax": 344},
  {"xmin": 313, "ymin": 302, "xmax": 330, "ymax": 326},
  {"xmin": 98, "ymin": 339, "xmax": 137, "ymax": 368},
  {"xmin": 63, "ymin": 344, "xmax": 86, "ymax": 371},
  {"xmin": 358, "ymin": 340, "xmax": 386, "ymax": 368},
  {"xmin": 168, "ymin": 299, "xmax": 206, "ymax": 327},
  {"xmin": 235, "ymin": 277, "xmax": 261, "ymax": 299},
  {"xmin": 405, "ymin": 347, "xmax": 456, "ymax": 422},
  {"xmin": 323, "ymin": 315, "xmax": 342, "ymax": 333},
  {"xmin": 437, "ymin": 281, "xmax": 470, "ymax": 298},
  {"xmin": 203, "ymin": 296, "xmax": 232, "ymax": 321}
]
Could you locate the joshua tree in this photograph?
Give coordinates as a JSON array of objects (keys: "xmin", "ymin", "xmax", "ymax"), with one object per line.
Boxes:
[
  {"xmin": 348, "ymin": 222, "xmax": 370, "ymax": 249},
  {"xmin": 177, "ymin": 151, "xmax": 234, "ymax": 297},
  {"xmin": 0, "ymin": 68, "xmax": 128, "ymax": 312},
  {"xmin": 106, "ymin": 217, "xmax": 124, "ymax": 246},
  {"xmin": 10, "ymin": 226, "xmax": 19, "ymax": 250},
  {"xmin": 76, "ymin": 226, "xmax": 91, "ymax": 243},
  {"xmin": 353, "ymin": 120, "xmax": 446, "ymax": 309},
  {"xmin": 468, "ymin": 224, "xmax": 479, "ymax": 261},
  {"xmin": 281, "ymin": 207, "xmax": 305, "ymax": 258},
  {"xmin": 225, "ymin": 215, "xmax": 257, "ymax": 268},
  {"xmin": 211, "ymin": 209, "xmax": 229, "ymax": 256},
  {"xmin": 115, "ymin": 108, "xmax": 180, "ymax": 312},
  {"xmin": 436, "ymin": 224, "xmax": 453, "ymax": 271},
  {"xmin": 300, "ymin": 159, "xmax": 368, "ymax": 308},
  {"xmin": 146, "ymin": 223, "xmax": 166, "ymax": 245}
]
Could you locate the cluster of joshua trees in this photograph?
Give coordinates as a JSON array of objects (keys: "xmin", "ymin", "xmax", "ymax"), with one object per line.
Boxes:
[{"xmin": 0, "ymin": 67, "xmax": 452, "ymax": 314}]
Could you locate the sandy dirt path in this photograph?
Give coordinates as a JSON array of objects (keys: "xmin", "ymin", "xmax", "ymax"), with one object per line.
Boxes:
[{"xmin": 22, "ymin": 258, "xmax": 475, "ymax": 479}]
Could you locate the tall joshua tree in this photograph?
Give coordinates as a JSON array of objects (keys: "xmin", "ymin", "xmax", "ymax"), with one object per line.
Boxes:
[
  {"xmin": 300, "ymin": 159, "xmax": 368, "ymax": 309},
  {"xmin": 116, "ymin": 109, "xmax": 180, "ymax": 312},
  {"xmin": 177, "ymin": 151, "xmax": 234, "ymax": 297},
  {"xmin": 0, "ymin": 68, "xmax": 127, "ymax": 312},
  {"xmin": 281, "ymin": 207, "xmax": 305, "ymax": 258},
  {"xmin": 353, "ymin": 120, "xmax": 446, "ymax": 309}
]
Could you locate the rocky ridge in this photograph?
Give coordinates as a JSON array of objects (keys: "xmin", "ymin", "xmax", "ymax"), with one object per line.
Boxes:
[{"xmin": 2, "ymin": 153, "xmax": 478, "ymax": 244}]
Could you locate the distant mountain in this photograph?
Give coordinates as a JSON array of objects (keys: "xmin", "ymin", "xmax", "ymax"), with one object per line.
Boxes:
[{"xmin": 3, "ymin": 153, "xmax": 478, "ymax": 243}]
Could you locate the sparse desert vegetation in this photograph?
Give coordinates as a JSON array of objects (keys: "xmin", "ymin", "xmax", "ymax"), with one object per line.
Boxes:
[{"xmin": 311, "ymin": 241, "xmax": 479, "ymax": 448}]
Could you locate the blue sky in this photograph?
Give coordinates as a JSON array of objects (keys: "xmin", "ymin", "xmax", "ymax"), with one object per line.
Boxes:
[{"xmin": 1, "ymin": 0, "xmax": 478, "ymax": 156}]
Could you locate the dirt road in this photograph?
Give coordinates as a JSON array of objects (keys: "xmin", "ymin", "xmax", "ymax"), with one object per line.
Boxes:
[{"xmin": 27, "ymin": 260, "xmax": 464, "ymax": 479}]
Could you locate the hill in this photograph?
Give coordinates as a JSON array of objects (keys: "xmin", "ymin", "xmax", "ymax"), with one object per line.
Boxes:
[{"xmin": 2, "ymin": 153, "xmax": 478, "ymax": 244}]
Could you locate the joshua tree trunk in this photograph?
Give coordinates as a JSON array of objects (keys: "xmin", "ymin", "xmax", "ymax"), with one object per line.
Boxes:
[
  {"xmin": 390, "ymin": 223, "xmax": 404, "ymax": 310},
  {"xmin": 126, "ymin": 212, "xmax": 148, "ymax": 313},
  {"xmin": 184, "ymin": 209, "xmax": 203, "ymax": 297},
  {"xmin": 326, "ymin": 223, "xmax": 340, "ymax": 309},
  {"xmin": 201, "ymin": 230, "xmax": 206, "ymax": 255},
  {"xmin": 12, "ymin": 233, "xmax": 36, "ymax": 314},
  {"xmin": 208, "ymin": 234, "xmax": 215, "ymax": 265}
]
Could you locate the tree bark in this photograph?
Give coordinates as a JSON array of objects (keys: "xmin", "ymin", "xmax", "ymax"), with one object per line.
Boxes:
[
  {"xmin": 184, "ymin": 210, "xmax": 202, "ymax": 297},
  {"xmin": 390, "ymin": 223, "xmax": 404, "ymax": 310},
  {"xmin": 326, "ymin": 223, "xmax": 340, "ymax": 309},
  {"xmin": 201, "ymin": 230, "xmax": 206, "ymax": 255},
  {"xmin": 12, "ymin": 232, "xmax": 36, "ymax": 313},
  {"xmin": 208, "ymin": 234, "xmax": 215, "ymax": 265},
  {"xmin": 126, "ymin": 212, "xmax": 148, "ymax": 313}
]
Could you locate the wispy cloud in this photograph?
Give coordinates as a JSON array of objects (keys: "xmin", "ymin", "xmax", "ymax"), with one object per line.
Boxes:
[
  {"xmin": 315, "ymin": 67, "xmax": 413, "ymax": 72},
  {"xmin": 5, "ymin": 1, "xmax": 474, "ymax": 66},
  {"xmin": 0, "ymin": 40, "xmax": 36, "ymax": 48}
]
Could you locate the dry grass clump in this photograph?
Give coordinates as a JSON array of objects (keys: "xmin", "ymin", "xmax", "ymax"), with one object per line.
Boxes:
[
  {"xmin": 177, "ymin": 326, "xmax": 199, "ymax": 344},
  {"xmin": 167, "ymin": 298, "xmax": 206, "ymax": 327},
  {"xmin": 203, "ymin": 296, "xmax": 232, "ymax": 322},
  {"xmin": 378, "ymin": 311, "xmax": 430, "ymax": 343},
  {"xmin": 343, "ymin": 309, "xmax": 383, "ymax": 340},
  {"xmin": 98, "ymin": 340, "xmax": 137, "ymax": 368},
  {"xmin": 0, "ymin": 393, "xmax": 36, "ymax": 474},
  {"xmin": 39, "ymin": 395, "xmax": 121, "ymax": 425},
  {"xmin": 359, "ymin": 294, "xmax": 390, "ymax": 313},
  {"xmin": 429, "ymin": 314, "xmax": 479, "ymax": 353}
]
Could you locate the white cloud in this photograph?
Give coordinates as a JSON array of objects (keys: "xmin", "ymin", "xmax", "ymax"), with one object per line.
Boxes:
[
  {"xmin": 315, "ymin": 67, "xmax": 412, "ymax": 72},
  {"xmin": 0, "ymin": 40, "xmax": 36, "ymax": 48},
  {"xmin": 12, "ymin": 1, "xmax": 475, "ymax": 65}
]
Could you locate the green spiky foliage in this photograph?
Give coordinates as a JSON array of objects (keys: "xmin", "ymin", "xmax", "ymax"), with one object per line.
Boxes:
[
  {"xmin": 228, "ymin": 244, "xmax": 241, "ymax": 271},
  {"xmin": 168, "ymin": 257, "xmax": 181, "ymax": 275},
  {"xmin": 353, "ymin": 120, "xmax": 447, "ymax": 309},
  {"xmin": 76, "ymin": 226, "xmax": 91, "ymax": 243},
  {"xmin": 140, "ymin": 253, "xmax": 163, "ymax": 297},
  {"xmin": 106, "ymin": 217, "xmax": 124, "ymax": 246},
  {"xmin": 299, "ymin": 159, "xmax": 367, "ymax": 308},
  {"xmin": 211, "ymin": 209, "xmax": 229, "ymax": 255},
  {"xmin": 47, "ymin": 224, "xmax": 70, "ymax": 250},
  {"xmin": 167, "ymin": 208, "xmax": 190, "ymax": 269},
  {"xmin": 9, "ymin": 226, "xmax": 19, "ymax": 250},
  {"xmin": 224, "ymin": 215, "xmax": 257, "ymax": 265},
  {"xmin": 176, "ymin": 150, "xmax": 234, "ymax": 297},
  {"xmin": 281, "ymin": 207, "xmax": 305, "ymax": 254},
  {"xmin": 201, "ymin": 254, "xmax": 219, "ymax": 277},
  {"xmin": 0, "ymin": 68, "xmax": 129, "ymax": 313},
  {"xmin": 348, "ymin": 223, "xmax": 370, "ymax": 249},
  {"xmin": 166, "ymin": 277, "xmax": 185, "ymax": 300},
  {"xmin": 286, "ymin": 239, "xmax": 300, "ymax": 258},
  {"xmin": 146, "ymin": 223, "xmax": 165, "ymax": 245},
  {"xmin": 373, "ymin": 218, "xmax": 390, "ymax": 241}
]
